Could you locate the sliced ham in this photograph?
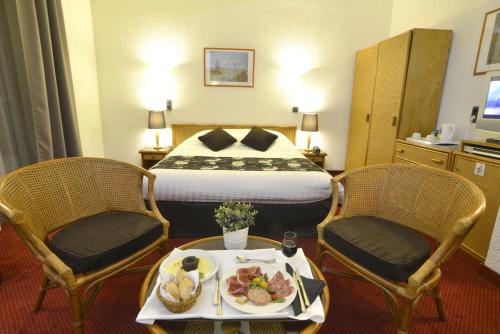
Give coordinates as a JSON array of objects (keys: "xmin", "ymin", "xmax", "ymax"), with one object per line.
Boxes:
[
  {"xmin": 227, "ymin": 266, "xmax": 294, "ymax": 300},
  {"xmin": 236, "ymin": 266, "xmax": 261, "ymax": 284},
  {"xmin": 227, "ymin": 275, "xmax": 245, "ymax": 296},
  {"xmin": 269, "ymin": 271, "xmax": 284, "ymax": 285},
  {"xmin": 269, "ymin": 271, "xmax": 293, "ymax": 298}
]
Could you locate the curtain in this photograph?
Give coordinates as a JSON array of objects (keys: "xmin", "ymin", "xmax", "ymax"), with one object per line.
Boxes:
[{"xmin": 0, "ymin": 0, "xmax": 81, "ymax": 175}]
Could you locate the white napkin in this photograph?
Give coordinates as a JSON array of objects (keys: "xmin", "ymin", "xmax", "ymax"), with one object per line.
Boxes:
[{"xmin": 136, "ymin": 248, "xmax": 325, "ymax": 324}]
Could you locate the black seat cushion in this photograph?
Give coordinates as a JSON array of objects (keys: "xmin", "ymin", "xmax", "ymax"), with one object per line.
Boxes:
[
  {"xmin": 241, "ymin": 127, "xmax": 278, "ymax": 151},
  {"xmin": 49, "ymin": 212, "xmax": 163, "ymax": 274},
  {"xmin": 198, "ymin": 128, "xmax": 237, "ymax": 151},
  {"xmin": 323, "ymin": 216, "xmax": 431, "ymax": 281}
]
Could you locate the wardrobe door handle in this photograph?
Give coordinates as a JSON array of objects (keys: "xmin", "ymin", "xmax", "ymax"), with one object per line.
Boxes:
[
  {"xmin": 431, "ymin": 159, "xmax": 444, "ymax": 164},
  {"xmin": 366, "ymin": 114, "xmax": 371, "ymax": 122},
  {"xmin": 392, "ymin": 116, "xmax": 397, "ymax": 126}
]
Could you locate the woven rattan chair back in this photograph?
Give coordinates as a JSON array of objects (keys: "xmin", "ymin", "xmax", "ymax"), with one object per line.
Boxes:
[
  {"xmin": 0, "ymin": 157, "xmax": 147, "ymax": 241},
  {"xmin": 0, "ymin": 157, "xmax": 169, "ymax": 334},
  {"xmin": 339, "ymin": 164, "xmax": 484, "ymax": 243},
  {"xmin": 317, "ymin": 163, "xmax": 485, "ymax": 334}
]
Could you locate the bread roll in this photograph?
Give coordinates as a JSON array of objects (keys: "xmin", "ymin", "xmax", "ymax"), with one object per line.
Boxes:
[
  {"xmin": 166, "ymin": 282, "xmax": 180, "ymax": 301},
  {"xmin": 179, "ymin": 277, "xmax": 194, "ymax": 300},
  {"xmin": 175, "ymin": 269, "xmax": 187, "ymax": 286}
]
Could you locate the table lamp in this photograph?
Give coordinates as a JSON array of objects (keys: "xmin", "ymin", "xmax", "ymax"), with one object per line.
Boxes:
[
  {"xmin": 301, "ymin": 113, "xmax": 318, "ymax": 152},
  {"xmin": 148, "ymin": 110, "xmax": 166, "ymax": 150}
]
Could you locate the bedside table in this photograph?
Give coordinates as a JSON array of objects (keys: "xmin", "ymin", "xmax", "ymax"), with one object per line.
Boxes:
[
  {"xmin": 302, "ymin": 150, "xmax": 327, "ymax": 168},
  {"xmin": 139, "ymin": 147, "xmax": 172, "ymax": 169}
]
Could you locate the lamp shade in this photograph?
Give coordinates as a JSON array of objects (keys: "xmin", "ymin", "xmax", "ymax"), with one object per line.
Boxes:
[
  {"xmin": 148, "ymin": 111, "xmax": 166, "ymax": 129},
  {"xmin": 301, "ymin": 113, "xmax": 318, "ymax": 132}
]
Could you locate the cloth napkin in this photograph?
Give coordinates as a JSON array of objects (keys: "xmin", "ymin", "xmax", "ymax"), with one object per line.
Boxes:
[{"xmin": 285, "ymin": 263, "xmax": 326, "ymax": 316}]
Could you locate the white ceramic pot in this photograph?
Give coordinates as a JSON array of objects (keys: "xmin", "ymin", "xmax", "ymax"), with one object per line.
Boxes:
[{"xmin": 223, "ymin": 227, "xmax": 249, "ymax": 250}]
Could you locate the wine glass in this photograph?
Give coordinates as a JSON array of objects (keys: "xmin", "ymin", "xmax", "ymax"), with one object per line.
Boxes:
[{"xmin": 281, "ymin": 231, "xmax": 298, "ymax": 258}]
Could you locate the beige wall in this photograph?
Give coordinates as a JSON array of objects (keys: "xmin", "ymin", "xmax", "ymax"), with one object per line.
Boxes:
[
  {"xmin": 90, "ymin": 0, "xmax": 393, "ymax": 169},
  {"xmin": 390, "ymin": 0, "xmax": 500, "ymax": 139},
  {"xmin": 61, "ymin": 0, "xmax": 104, "ymax": 157}
]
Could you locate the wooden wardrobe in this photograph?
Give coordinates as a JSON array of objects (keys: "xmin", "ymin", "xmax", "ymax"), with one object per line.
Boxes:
[{"xmin": 345, "ymin": 29, "xmax": 452, "ymax": 169}]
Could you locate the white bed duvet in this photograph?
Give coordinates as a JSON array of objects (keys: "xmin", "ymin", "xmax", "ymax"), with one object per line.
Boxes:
[{"xmin": 143, "ymin": 129, "xmax": 334, "ymax": 204}]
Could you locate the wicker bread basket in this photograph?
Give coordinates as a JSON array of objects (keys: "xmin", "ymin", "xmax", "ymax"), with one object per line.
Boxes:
[{"xmin": 156, "ymin": 283, "xmax": 202, "ymax": 313}]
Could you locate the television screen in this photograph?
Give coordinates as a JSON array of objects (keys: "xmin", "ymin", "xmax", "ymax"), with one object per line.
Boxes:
[{"xmin": 484, "ymin": 75, "xmax": 500, "ymax": 119}]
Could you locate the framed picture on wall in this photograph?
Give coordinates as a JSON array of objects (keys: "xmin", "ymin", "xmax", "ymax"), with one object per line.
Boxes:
[
  {"xmin": 204, "ymin": 48, "xmax": 255, "ymax": 87},
  {"xmin": 474, "ymin": 8, "xmax": 500, "ymax": 75}
]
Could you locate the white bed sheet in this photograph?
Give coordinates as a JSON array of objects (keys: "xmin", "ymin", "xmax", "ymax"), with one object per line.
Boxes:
[{"xmin": 143, "ymin": 129, "xmax": 334, "ymax": 204}]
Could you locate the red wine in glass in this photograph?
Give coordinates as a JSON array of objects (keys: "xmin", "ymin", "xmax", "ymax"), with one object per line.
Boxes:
[{"xmin": 282, "ymin": 231, "xmax": 298, "ymax": 257}]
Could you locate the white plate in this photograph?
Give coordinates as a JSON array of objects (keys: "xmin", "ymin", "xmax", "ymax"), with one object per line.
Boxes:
[
  {"xmin": 220, "ymin": 263, "xmax": 297, "ymax": 314},
  {"xmin": 159, "ymin": 249, "xmax": 220, "ymax": 282}
]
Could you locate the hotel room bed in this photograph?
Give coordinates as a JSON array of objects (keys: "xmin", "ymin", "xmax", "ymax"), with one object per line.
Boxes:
[{"xmin": 143, "ymin": 125, "xmax": 339, "ymax": 237}]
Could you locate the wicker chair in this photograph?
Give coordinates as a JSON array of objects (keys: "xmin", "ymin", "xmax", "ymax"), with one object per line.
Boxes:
[
  {"xmin": 0, "ymin": 157, "xmax": 170, "ymax": 334},
  {"xmin": 316, "ymin": 164, "xmax": 485, "ymax": 334}
]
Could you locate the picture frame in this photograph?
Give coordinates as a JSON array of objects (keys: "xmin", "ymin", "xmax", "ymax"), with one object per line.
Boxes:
[
  {"xmin": 204, "ymin": 48, "xmax": 255, "ymax": 87},
  {"xmin": 474, "ymin": 8, "xmax": 500, "ymax": 75}
]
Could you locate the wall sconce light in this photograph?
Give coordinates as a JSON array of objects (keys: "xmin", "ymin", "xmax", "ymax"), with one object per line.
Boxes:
[
  {"xmin": 292, "ymin": 106, "xmax": 299, "ymax": 113},
  {"xmin": 166, "ymin": 99, "xmax": 173, "ymax": 111}
]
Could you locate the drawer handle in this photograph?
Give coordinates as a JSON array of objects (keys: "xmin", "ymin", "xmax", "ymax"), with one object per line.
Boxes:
[
  {"xmin": 395, "ymin": 148, "xmax": 404, "ymax": 153},
  {"xmin": 366, "ymin": 114, "xmax": 370, "ymax": 122},
  {"xmin": 431, "ymin": 158, "xmax": 444, "ymax": 164},
  {"xmin": 391, "ymin": 116, "xmax": 397, "ymax": 126}
]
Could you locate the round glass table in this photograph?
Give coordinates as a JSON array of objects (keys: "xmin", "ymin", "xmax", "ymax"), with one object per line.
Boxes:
[{"xmin": 139, "ymin": 236, "xmax": 330, "ymax": 334}]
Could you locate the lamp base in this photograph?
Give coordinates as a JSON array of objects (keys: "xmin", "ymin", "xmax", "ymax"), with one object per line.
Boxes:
[{"xmin": 153, "ymin": 146, "xmax": 163, "ymax": 150}]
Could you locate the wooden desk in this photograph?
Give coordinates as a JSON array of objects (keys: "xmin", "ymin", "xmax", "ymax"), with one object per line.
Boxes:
[{"xmin": 393, "ymin": 139, "xmax": 457, "ymax": 170}]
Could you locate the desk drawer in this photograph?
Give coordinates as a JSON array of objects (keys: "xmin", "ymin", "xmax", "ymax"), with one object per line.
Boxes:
[
  {"xmin": 394, "ymin": 142, "xmax": 449, "ymax": 169},
  {"xmin": 143, "ymin": 153, "xmax": 165, "ymax": 161},
  {"xmin": 308, "ymin": 156, "xmax": 323, "ymax": 163},
  {"xmin": 394, "ymin": 157, "xmax": 416, "ymax": 165}
]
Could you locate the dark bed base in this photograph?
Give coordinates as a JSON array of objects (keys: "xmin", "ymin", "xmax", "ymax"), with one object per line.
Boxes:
[{"xmin": 147, "ymin": 199, "xmax": 332, "ymax": 238}]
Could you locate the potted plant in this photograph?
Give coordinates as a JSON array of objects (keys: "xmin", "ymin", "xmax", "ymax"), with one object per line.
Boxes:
[{"xmin": 214, "ymin": 202, "xmax": 258, "ymax": 249}]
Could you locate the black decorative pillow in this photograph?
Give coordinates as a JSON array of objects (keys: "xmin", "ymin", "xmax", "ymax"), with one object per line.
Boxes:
[
  {"xmin": 198, "ymin": 128, "xmax": 237, "ymax": 151},
  {"xmin": 241, "ymin": 127, "xmax": 278, "ymax": 152}
]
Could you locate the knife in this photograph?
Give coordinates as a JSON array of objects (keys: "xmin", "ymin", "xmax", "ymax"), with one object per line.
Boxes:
[
  {"xmin": 295, "ymin": 268, "xmax": 311, "ymax": 307},
  {"xmin": 294, "ymin": 271, "xmax": 306, "ymax": 313}
]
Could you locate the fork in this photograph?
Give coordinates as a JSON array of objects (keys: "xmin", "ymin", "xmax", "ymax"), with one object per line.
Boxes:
[
  {"xmin": 214, "ymin": 268, "xmax": 223, "ymax": 315},
  {"xmin": 213, "ymin": 268, "xmax": 220, "ymax": 305}
]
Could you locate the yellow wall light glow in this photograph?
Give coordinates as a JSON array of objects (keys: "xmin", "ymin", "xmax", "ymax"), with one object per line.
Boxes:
[
  {"xmin": 138, "ymin": 39, "xmax": 184, "ymax": 110},
  {"xmin": 277, "ymin": 46, "xmax": 316, "ymax": 78},
  {"xmin": 275, "ymin": 45, "xmax": 318, "ymax": 108}
]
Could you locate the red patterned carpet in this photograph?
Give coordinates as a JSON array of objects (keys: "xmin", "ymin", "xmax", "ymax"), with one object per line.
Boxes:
[{"xmin": 1, "ymin": 223, "xmax": 499, "ymax": 334}]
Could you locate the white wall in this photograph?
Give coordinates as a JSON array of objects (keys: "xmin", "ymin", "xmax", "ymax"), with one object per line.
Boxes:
[
  {"xmin": 61, "ymin": 0, "xmax": 104, "ymax": 157},
  {"xmin": 90, "ymin": 0, "xmax": 393, "ymax": 169},
  {"xmin": 390, "ymin": 0, "xmax": 499, "ymax": 140}
]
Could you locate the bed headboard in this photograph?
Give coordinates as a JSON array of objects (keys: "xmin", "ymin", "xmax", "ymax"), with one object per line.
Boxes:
[{"xmin": 171, "ymin": 124, "xmax": 297, "ymax": 147}]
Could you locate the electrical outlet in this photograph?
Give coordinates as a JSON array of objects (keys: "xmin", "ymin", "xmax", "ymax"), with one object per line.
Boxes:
[{"xmin": 474, "ymin": 162, "xmax": 485, "ymax": 176}]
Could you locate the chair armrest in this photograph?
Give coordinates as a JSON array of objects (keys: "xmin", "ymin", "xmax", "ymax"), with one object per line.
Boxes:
[
  {"xmin": 407, "ymin": 232, "xmax": 459, "ymax": 291},
  {"xmin": 317, "ymin": 176, "xmax": 345, "ymax": 238},
  {"xmin": 30, "ymin": 235, "xmax": 74, "ymax": 281},
  {"xmin": 143, "ymin": 171, "xmax": 170, "ymax": 235},
  {"xmin": 407, "ymin": 259, "xmax": 437, "ymax": 289}
]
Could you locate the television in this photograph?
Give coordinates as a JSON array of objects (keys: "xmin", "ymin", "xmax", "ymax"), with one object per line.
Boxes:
[{"xmin": 477, "ymin": 71, "xmax": 500, "ymax": 135}]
